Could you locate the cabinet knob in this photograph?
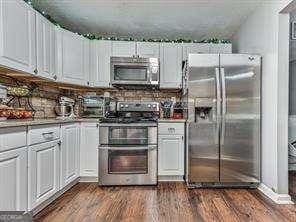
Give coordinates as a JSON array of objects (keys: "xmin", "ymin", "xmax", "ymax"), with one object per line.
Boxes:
[
  {"xmin": 34, "ymin": 69, "xmax": 38, "ymax": 75},
  {"xmin": 53, "ymin": 75, "xmax": 57, "ymax": 80},
  {"xmin": 87, "ymin": 81, "xmax": 90, "ymax": 86},
  {"xmin": 58, "ymin": 141, "xmax": 62, "ymax": 146}
]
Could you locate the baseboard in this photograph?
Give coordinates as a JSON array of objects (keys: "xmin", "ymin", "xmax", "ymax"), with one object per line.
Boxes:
[
  {"xmin": 31, "ymin": 178, "xmax": 80, "ymax": 216},
  {"xmin": 158, "ymin": 175, "xmax": 184, "ymax": 181},
  {"xmin": 258, "ymin": 183, "xmax": 294, "ymax": 204},
  {"xmin": 79, "ymin": 176, "xmax": 98, "ymax": 182}
]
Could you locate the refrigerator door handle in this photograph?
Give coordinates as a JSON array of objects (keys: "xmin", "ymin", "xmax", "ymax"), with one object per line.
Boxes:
[
  {"xmin": 215, "ymin": 68, "xmax": 221, "ymax": 145},
  {"xmin": 220, "ymin": 67, "xmax": 226, "ymax": 145}
]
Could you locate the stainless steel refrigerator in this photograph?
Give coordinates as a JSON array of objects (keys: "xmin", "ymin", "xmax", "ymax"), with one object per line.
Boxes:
[{"xmin": 185, "ymin": 54, "xmax": 261, "ymax": 187}]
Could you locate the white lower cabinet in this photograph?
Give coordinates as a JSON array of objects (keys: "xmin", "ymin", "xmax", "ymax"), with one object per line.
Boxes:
[
  {"xmin": 80, "ymin": 123, "xmax": 99, "ymax": 177},
  {"xmin": 28, "ymin": 140, "xmax": 60, "ymax": 210},
  {"xmin": 60, "ymin": 123, "xmax": 80, "ymax": 189},
  {"xmin": 0, "ymin": 147, "xmax": 28, "ymax": 211},
  {"xmin": 158, "ymin": 123, "xmax": 185, "ymax": 177}
]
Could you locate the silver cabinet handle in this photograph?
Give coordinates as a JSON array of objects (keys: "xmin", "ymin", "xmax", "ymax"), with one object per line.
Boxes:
[
  {"xmin": 42, "ymin": 132, "xmax": 54, "ymax": 135},
  {"xmin": 168, "ymin": 128, "xmax": 175, "ymax": 133},
  {"xmin": 42, "ymin": 132, "xmax": 54, "ymax": 139}
]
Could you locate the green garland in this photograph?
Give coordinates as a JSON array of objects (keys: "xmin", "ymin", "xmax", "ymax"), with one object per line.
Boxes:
[{"xmin": 24, "ymin": 0, "xmax": 231, "ymax": 44}]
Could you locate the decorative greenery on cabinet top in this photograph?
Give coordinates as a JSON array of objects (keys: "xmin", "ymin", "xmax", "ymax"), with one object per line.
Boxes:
[{"xmin": 24, "ymin": 0, "xmax": 231, "ymax": 44}]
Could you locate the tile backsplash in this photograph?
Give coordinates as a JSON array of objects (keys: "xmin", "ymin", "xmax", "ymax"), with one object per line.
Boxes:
[{"xmin": 0, "ymin": 75, "xmax": 182, "ymax": 118}]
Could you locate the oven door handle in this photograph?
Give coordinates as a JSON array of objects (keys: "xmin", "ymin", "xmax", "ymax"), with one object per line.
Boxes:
[{"xmin": 98, "ymin": 145, "xmax": 157, "ymax": 151}]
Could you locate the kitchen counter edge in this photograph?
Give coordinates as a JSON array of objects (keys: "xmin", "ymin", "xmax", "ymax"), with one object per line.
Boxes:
[{"xmin": 0, "ymin": 118, "xmax": 101, "ymax": 128}]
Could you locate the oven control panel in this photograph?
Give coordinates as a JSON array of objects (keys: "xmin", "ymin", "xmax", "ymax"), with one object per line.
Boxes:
[{"xmin": 117, "ymin": 102, "xmax": 159, "ymax": 112}]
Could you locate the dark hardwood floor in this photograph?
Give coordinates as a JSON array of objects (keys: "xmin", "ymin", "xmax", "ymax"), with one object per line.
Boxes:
[{"xmin": 33, "ymin": 182, "xmax": 296, "ymax": 222}]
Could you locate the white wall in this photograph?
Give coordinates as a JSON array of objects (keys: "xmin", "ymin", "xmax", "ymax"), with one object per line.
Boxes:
[{"xmin": 232, "ymin": 0, "xmax": 292, "ymax": 195}]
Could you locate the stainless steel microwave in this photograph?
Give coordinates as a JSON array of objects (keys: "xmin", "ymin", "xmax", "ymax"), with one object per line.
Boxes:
[{"xmin": 110, "ymin": 57, "xmax": 159, "ymax": 88}]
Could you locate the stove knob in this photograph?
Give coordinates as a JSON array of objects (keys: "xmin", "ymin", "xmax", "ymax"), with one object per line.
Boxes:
[
  {"xmin": 125, "ymin": 104, "xmax": 129, "ymax": 108},
  {"xmin": 152, "ymin": 104, "xmax": 156, "ymax": 108},
  {"xmin": 147, "ymin": 104, "xmax": 151, "ymax": 108},
  {"xmin": 120, "ymin": 104, "xmax": 124, "ymax": 108}
]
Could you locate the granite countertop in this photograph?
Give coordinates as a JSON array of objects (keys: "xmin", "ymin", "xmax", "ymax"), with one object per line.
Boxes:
[
  {"xmin": 0, "ymin": 118, "xmax": 102, "ymax": 128},
  {"xmin": 158, "ymin": 118, "xmax": 187, "ymax": 123}
]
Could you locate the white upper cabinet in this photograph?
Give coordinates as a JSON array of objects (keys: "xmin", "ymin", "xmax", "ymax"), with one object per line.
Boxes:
[
  {"xmin": 0, "ymin": 0, "xmax": 36, "ymax": 74},
  {"xmin": 80, "ymin": 123, "xmax": 99, "ymax": 177},
  {"xmin": 136, "ymin": 42, "xmax": 160, "ymax": 58},
  {"xmin": 209, "ymin": 43, "xmax": 232, "ymax": 53},
  {"xmin": 0, "ymin": 147, "xmax": 28, "ymax": 211},
  {"xmin": 36, "ymin": 12, "xmax": 56, "ymax": 80},
  {"xmin": 160, "ymin": 43, "xmax": 183, "ymax": 89},
  {"xmin": 56, "ymin": 28, "xmax": 90, "ymax": 86},
  {"xmin": 90, "ymin": 40, "xmax": 111, "ymax": 87},
  {"xmin": 60, "ymin": 123, "xmax": 80, "ymax": 189},
  {"xmin": 112, "ymin": 41, "xmax": 136, "ymax": 57},
  {"xmin": 182, "ymin": 43, "xmax": 210, "ymax": 60}
]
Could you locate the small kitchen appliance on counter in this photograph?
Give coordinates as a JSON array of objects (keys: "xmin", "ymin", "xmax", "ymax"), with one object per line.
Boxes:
[
  {"xmin": 81, "ymin": 93, "xmax": 105, "ymax": 118},
  {"xmin": 55, "ymin": 96, "xmax": 76, "ymax": 119},
  {"xmin": 0, "ymin": 84, "xmax": 7, "ymax": 121},
  {"xmin": 98, "ymin": 101, "xmax": 159, "ymax": 186}
]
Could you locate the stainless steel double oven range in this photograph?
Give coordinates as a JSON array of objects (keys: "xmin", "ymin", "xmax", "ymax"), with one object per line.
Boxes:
[{"xmin": 98, "ymin": 101, "xmax": 159, "ymax": 186}]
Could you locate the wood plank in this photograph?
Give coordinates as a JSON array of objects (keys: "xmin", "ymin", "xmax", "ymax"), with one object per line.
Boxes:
[{"xmin": 33, "ymin": 182, "xmax": 296, "ymax": 222}]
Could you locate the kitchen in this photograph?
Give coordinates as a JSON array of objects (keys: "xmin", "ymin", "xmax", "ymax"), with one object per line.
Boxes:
[{"xmin": 0, "ymin": 0, "xmax": 295, "ymax": 221}]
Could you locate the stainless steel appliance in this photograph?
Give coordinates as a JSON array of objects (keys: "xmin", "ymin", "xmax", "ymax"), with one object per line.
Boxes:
[
  {"xmin": 98, "ymin": 101, "xmax": 159, "ymax": 186},
  {"xmin": 82, "ymin": 93, "xmax": 105, "ymax": 118},
  {"xmin": 110, "ymin": 57, "xmax": 159, "ymax": 88},
  {"xmin": 55, "ymin": 96, "xmax": 76, "ymax": 119},
  {"xmin": 185, "ymin": 54, "xmax": 261, "ymax": 187}
]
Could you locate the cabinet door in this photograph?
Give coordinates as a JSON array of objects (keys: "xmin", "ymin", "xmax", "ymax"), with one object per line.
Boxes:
[
  {"xmin": 209, "ymin": 44, "xmax": 232, "ymax": 53},
  {"xmin": 36, "ymin": 12, "xmax": 56, "ymax": 80},
  {"xmin": 0, "ymin": 0, "xmax": 36, "ymax": 74},
  {"xmin": 0, "ymin": 147, "xmax": 27, "ymax": 211},
  {"xmin": 90, "ymin": 40, "xmax": 111, "ymax": 87},
  {"xmin": 56, "ymin": 28, "xmax": 89, "ymax": 85},
  {"xmin": 112, "ymin": 41, "xmax": 136, "ymax": 57},
  {"xmin": 80, "ymin": 123, "xmax": 99, "ymax": 177},
  {"xmin": 137, "ymin": 42, "xmax": 160, "ymax": 58},
  {"xmin": 182, "ymin": 43, "xmax": 210, "ymax": 60},
  {"xmin": 28, "ymin": 141, "xmax": 60, "ymax": 210},
  {"xmin": 158, "ymin": 135, "xmax": 184, "ymax": 176},
  {"xmin": 160, "ymin": 43, "xmax": 183, "ymax": 89},
  {"xmin": 60, "ymin": 123, "xmax": 80, "ymax": 189}
]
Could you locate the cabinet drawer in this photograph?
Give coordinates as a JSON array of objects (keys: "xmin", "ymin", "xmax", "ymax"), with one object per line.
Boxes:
[
  {"xmin": 0, "ymin": 127, "xmax": 27, "ymax": 153},
  {"xmin": 28, "ymin": 124, "xmax": 60, "ymax": 145},
  {"xmin": 158, "ymin": 123, "xmax": 184, "ymax": 135}
]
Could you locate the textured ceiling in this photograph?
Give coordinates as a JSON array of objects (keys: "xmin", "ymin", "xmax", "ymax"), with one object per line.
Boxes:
[{"xmin": 32, "ymin": 0, "xmax": 263, "ymax": 40}]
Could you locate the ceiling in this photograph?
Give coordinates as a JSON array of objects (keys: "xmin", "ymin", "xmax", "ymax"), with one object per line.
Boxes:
[{"xmin": 32, "ymin": 0, "xmax": 263, "ymax": 40}]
